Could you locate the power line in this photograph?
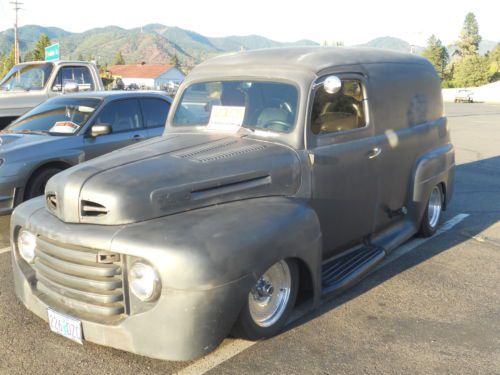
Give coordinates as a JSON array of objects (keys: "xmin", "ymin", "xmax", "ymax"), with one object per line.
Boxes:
[{"xmin": 9, "ymin": 0, "xmax": 23, "ymax": 64}]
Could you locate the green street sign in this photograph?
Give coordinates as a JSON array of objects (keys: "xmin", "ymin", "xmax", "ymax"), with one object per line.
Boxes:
[{"xmin": 45, "ymin": 43, "xmax": 60, "ymax": 61}]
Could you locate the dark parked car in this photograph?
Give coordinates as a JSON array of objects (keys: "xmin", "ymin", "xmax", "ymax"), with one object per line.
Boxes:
[
  {"xmin": 0, "ymin": 91, "xmax": 172, "ymax": 214},
  {"xmin": 10, "ymin": 47, "xmax": 454, "ymax": 361}
]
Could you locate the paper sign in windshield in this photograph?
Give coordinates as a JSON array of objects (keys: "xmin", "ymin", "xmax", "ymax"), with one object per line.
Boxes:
[
  {"xmin": 49, "ymin": 121, "xmax": 80, "ymax": 134},
  {"xmin": 207, "ymin": 105, "xmax": 245, "ymax": 132}
]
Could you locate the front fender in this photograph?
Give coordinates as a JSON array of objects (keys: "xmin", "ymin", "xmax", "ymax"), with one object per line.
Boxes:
[{"xmin": 112, "ymin": 197, "xmax": 323, "ymax": 295}]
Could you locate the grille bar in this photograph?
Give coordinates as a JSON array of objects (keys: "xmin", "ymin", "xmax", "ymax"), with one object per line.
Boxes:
[{"xmin": 33, "ymin": 236, "xmax": 125, "ymax": 318}]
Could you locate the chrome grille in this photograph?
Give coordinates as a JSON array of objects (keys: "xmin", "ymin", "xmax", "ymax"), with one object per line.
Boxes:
[{"xmin": 33, "ymin": 236, "xmax": 125, "ymax": 317}]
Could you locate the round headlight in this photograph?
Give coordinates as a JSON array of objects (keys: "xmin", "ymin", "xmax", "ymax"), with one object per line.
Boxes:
[
  {"xmin": 129, "ymin": 262, "xmax": 160, "ymax": 302},
  {"xmin": 18, "ymin": 230, "xmax": 36, "ymax": 263}
]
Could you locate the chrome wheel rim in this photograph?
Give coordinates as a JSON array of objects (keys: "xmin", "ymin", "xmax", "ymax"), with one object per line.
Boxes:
[
  {"xmin": 427, "ymin": 186, "xmax": 442, "ymax": 229},
  {"xmin": 248, "ymin": 260, "xmax": 291, "ymax": 328}
]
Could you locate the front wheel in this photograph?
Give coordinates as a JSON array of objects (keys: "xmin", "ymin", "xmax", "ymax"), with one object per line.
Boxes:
[
  {"xmin": 24, "ymin": 168, "xmax": 62, "ymax": 200},
  {"xmin": 232, "ymin": 259, "xmax": 299, "ymax": 341},
  {"xmin": 418, "ymin": 184, "xmax": 443, "ymax": 237}
]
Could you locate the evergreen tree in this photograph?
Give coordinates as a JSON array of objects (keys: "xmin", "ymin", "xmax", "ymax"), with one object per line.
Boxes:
[
  {"xmin": 0, "ymin": 48, "xmax": 16, "ymax": 80},
  {"xmin": 77, "ymin": 52, "xmax": 85, "ymax": 61},
  {"xmin": 456, "ymin": 12, "xmax": 481, "ymax": 56},
  {"xmin": 488, "ymin": 43, "xmax": 500, "ymax": 82},
  {"xmin": 113, "ymin": 51, "xmax": 125, "ymax": 65},
  {"xmin": 454, "ymin": 55, "xmax": 490, "ymax": 87},
  {"xmin": 32, "ymin": 34, "xmax": 52, "ymax": 61},
  {"xmin": 422, "ymin": 35, "xmax": 449, "ymax": 80},
  {"xmin": 170, "ymin": 54, "xmax": 179, "ymax": 67}
]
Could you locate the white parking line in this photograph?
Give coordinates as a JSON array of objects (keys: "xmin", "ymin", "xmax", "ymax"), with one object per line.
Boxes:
[
  {"xmin": 0, "ymin": 246, "xmax": 11, "ymax": 255},
  {"xmin": 376, "ymin": 213, "xmax": 470, "ymax": 271},
  {"xmin": 176, "ymin": 339, "xmax": 256, "ymax": 375}
]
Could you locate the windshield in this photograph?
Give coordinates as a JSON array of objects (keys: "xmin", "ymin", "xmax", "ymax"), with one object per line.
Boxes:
[
  {"xmin": 0, "ymin": 63, "xmax": 53, "ymax": 91},
  {"xmin": 4, "ymin": 97, "xmax": 102, "ymax": 135},
  {"xmin": 173, "ymin": 80, "xmax": 298, "ymax": 133}
]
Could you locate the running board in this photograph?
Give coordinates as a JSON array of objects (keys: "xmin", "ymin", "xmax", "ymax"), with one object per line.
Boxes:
[{"xmin": 321, "ymin": 246, "xmax": 386, "ymax": 298}]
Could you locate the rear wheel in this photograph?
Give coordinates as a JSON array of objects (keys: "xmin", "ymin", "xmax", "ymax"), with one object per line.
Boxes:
[
  {"xmin": 232, "ymin": 259, "xmax": 299, "ymax": 340},
  {"xmin": 24, "ymin": 168, "xmax": 62, "ymax": 200},
  {"xmin": 418, "ymin": 184, "xmax": 443, "ymax": 237}
]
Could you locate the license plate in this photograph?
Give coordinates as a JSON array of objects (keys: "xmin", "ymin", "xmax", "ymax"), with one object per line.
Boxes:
[{"xmin": 47, "ymin": 308, "xmax": 83, "ymax": 344}]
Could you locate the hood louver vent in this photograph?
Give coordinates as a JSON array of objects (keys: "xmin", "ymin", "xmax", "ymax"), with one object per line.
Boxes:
[
  {"xmin": 173, "ymin": 139, "xmax": 238, "ymax": 160},
  {"xmin": 81, "ymin": 200, "xmax": 108, "ymax": 217},
  {"xmin": 186, "ymin": 144, "xmax": 267, "ymax": 163}
]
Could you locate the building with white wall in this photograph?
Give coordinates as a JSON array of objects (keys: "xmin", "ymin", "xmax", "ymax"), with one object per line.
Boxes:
[{"xmin": 109, "ymin": 62, "xmax": 185, "ymax": 89}]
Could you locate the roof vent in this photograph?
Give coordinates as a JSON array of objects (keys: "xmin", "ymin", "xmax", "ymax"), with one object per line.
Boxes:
[{"xmin": 81, "ymin": 200, "xmax": 108, "ymax": 217}]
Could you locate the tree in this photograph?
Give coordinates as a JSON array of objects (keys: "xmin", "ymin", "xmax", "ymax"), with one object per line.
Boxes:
[
  {"xmin": 453, "ymin": 55, "xmax": 490, "ymax": 87},
  {"xmin": 170, "ymin": 54, "xmax": 179, "ymax": 67},
  {"xmin": 422, "ymin": 35, "xmax": 449, "ymax": 80},
  {"xmin": 77, "ymin": 52, "xmax": 84, "ymax": 61},
  {"xmin": 113, "ymin": 51, "xmax": 125, "ymax": 65},
  {"xmin": 31, "ymin": 34, "xmax": 52, "ymax": 61},
  {"xmin": 456, "ymin": 12, "xmax": 481, "ymax": 56},
  {"xmin": 488, "ymin": 43, "xmax": 500, "ymax": 82},
  {"xmin": 0, "ymin": 48, "xmax": 16, "ymax": 79}
]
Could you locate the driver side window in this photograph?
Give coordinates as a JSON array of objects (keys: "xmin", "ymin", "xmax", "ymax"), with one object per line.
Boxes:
[{"xmin": 311, "ymin": 79, "xmax": 366, "ymax": 135}]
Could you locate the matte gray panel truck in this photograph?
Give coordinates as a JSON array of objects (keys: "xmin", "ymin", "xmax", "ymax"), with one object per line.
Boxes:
[
  {"xmin": 0, "ymin": 60, "xmax": 104, "ymax": 129},
  {"xmin": 0, "ymin": 91, "xmax": 172, "ymax": 215},
  {"xmin": 10, "ymin": 47, "xmax": 455, "ymax": 361}
]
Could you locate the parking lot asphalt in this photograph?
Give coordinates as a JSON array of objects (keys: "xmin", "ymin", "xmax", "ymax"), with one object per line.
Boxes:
[{"xmin": 0, "ymin": 103, "xmax": 499, "ymax": 375}]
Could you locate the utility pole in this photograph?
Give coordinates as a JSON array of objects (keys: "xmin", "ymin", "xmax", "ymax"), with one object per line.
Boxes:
[{"xmin": 10, "ymin": 0, "xmax": 23, "ymax": 64}]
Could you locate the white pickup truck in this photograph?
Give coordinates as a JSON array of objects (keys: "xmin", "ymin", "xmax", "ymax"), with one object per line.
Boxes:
[{"xmin": 0, "ymin": 60, "xmax": 104, "ymax": 129}]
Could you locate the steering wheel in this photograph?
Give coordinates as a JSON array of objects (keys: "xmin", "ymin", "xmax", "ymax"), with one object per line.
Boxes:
[
  {"xmin": 262, "ymin": 120, "xmax": 290, "ymax": 132},
  {"xmin": 269, "ymin": 98, "xmax": 293, "ymax": 114}
]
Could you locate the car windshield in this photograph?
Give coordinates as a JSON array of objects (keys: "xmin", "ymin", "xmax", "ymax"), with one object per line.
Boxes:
[
  {"xmin": 4, "ymin": 97, "xmax": 102, "ymax": 135},
  {"xmin": 0, "ymin": 63, "xmax": 53, "ymax": 91},
  {"xmin": 173, "ymin": 80, "xmax": 298, "ymax": 133}
]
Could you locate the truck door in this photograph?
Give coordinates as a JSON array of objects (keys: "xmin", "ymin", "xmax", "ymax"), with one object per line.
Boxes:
[
  {"xmin": 308, "ymin": 75, "xmax": 380, "ymax": 258},
  {"xmin": 83, "ymin": 98, "xmax": 149, "ymax": 160}
]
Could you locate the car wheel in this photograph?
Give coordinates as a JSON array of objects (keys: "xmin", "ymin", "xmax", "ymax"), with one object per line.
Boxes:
[
  {"xmin": 24, "ymin": 168, "xmax": 62, "ymax": 200},
  {"xmin": 418, "ymin": 184, "xmax": 443, "ymax": 237},
  {"xmin": 232, "ymin": 259, "xmax": 299, "ymax": 340}
]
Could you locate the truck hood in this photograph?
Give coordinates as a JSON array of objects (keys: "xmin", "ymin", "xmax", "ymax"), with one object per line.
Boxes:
[
  {"xmin": 45, "ymin": 133, "xmax": 301, "ymax": 225},
  {"xmin": 0, "ymin": 91, "xmax": 47, "ymax": 117}
]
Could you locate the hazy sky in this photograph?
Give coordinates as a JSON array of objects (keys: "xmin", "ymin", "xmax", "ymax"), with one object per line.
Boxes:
[{"xmin": 0, "ymin": 0, "xmax": 498, "ymax": 46}]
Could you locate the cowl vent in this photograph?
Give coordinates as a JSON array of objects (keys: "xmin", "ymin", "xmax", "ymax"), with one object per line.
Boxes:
[{"xmin": 81, "ymin": 200, "xmax": 108, "ymax": 217}]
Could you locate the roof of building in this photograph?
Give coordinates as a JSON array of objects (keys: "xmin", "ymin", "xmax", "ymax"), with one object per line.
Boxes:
[{"xmin": 109, "ymin": 63, "xmax": 176, "ymax": 79}]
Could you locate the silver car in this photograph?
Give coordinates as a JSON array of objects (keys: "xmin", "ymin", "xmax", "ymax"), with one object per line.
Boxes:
[{"xmin": 0, "ymin": 91, "xmax": 172, "ymax": 215}]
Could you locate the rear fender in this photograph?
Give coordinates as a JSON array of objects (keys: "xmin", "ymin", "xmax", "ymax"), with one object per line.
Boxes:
[{"xmin": 412, "ymin": 143, "xmax": 455, "ymax": 217}]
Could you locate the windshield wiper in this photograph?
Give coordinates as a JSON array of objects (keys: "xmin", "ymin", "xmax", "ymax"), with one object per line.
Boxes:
[{"xmin": 15, "ymin": 129, "xmax": 48, "ymax": 135}]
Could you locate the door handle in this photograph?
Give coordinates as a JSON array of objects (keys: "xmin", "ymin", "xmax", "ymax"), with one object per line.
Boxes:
[
  {"xmin": 132, "ymin": 134, "xmax": 144, "ymax": 141},
  {"xmin": 368, "ymin": 147, "xmax": 381, "ymax": 159}
]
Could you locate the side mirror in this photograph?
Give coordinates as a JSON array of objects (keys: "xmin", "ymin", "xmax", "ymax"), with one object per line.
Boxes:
[
  {"xmin": 323, "ymin": 76, "xmax": 342, "ymax": 94},
  {"xmin": 63, "ymin": 81, "xmax": 79, "ymax": 94},
  {"xmin": 90, "ymin": 124, "xmax": 112, "ymax": 137}
]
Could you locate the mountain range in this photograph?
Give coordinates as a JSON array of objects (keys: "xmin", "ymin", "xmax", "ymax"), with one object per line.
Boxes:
[{"xmin": 0, "ymin": 25, "xmax": 497, "ymax": 67}]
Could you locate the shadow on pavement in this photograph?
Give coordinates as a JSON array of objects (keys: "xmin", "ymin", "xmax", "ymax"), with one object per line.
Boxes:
[{"xmin": 286, "ymin": 155, "xmax": 500, "ymax": 330}]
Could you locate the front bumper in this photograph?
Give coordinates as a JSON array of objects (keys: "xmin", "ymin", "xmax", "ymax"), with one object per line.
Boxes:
[
  {"xmin": 0, "ymin": 175, "xmax": 24, "ymax": 215},
  {"xmin": 12, "ymin": 247, "xmax": 249, "ymax": 361}
]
